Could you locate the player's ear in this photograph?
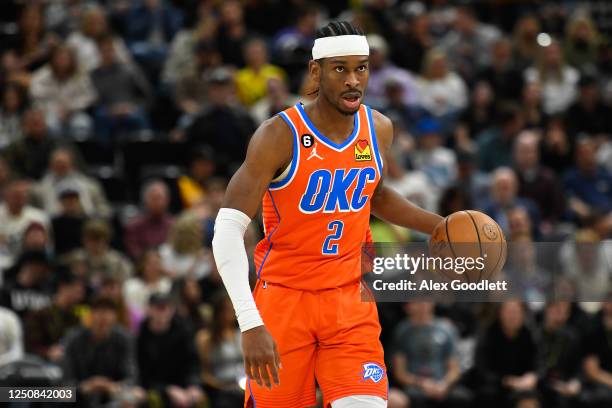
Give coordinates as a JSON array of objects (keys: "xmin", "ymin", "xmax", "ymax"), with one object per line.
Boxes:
[{"xmin": 309, "ymin": 59, "xmax": 321, "ymax": 83}]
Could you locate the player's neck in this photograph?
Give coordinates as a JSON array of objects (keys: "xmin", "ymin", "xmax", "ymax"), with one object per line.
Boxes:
[{"xmin": 307, "ymin": 97, "xmax": 356, "ymax": 144}]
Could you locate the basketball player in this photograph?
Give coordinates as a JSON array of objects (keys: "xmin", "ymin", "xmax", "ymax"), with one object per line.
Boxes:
[{"xmin": 212, "ymin": 21, "xmax": 443, "ymax": 407}]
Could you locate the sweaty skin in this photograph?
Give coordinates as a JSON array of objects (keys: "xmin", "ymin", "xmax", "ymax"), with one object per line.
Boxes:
[{"xmin": 220, "ymin": 55, "xmax": 443, "ymax": 390}]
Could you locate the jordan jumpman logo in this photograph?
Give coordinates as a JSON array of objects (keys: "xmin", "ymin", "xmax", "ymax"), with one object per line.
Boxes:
[{"xmin": 307, "ymin": 142, "xmax": 324, "ymax": 160}]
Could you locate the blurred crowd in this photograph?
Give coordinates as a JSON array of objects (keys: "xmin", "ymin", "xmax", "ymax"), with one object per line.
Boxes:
[{"xmin": 0, "ymin": 0, "xmax": 611, "ymax": 407}]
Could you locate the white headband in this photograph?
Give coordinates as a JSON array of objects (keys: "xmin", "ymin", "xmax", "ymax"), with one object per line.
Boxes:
[{"xmin": 312, "ymin": 35, "xmax": 369, "ymax": 60}]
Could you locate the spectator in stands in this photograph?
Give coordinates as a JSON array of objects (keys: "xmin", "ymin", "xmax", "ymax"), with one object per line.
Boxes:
[
  {"xmin": 520, "ymin": 81, "xmax": 547, "ymax": 130},
  {"xmin": 137, "ymin": 292, "xmax": 205, "ymax": 407},
  {"xmin": 364, "ymin": 34, "xmax": 417, "ymax": 110},
  {"xmin": 216, "ymin": 0, "xmax": 251, "ymax": 67},
  {"xmin": 564, "ymin": 14, "xmax": 602, "ymax": 70},
  {"xmin": 117, "ymin": 0, "xmax": 184, "ymax": 83},
  {"xmin": 477, "ymin": 38, "xmax": 524, "ymax": 102},
  {"xmin": 440, "ymin": 5, "xmax": 501, "ymax": 83},
  {"xmin": 477, "ymin": 103, "xmax": 525, "ymax": 172},
  {"xmin": 475, "ymin": 301, "xmax": 538, "ymax": 407},
  {"xmin": 91, "ymin": 34, "xmax": 152, "ymax": 144},
  {"xmin": 540, "ymin": 116, "xmax": 574, "ymax": 174},
  {"xmin": 506, "ymin": 207, "xmax": 533, "ymax": 242},
  {"xmin": 480, "ymin": 167, "xmax": 540, "ymax": 236},
  {"xmin": 512, "ymin": 15, "xmax": 541, "ymax": 70},
  {"xmin": 185, "ymin": 67, "xmax": 255, "ymax": 175},
  {"xmin": 66, "ymin": 4, "xmax": 133, "ymax": 72},
  {"xmin": 537, "ymin": 301, "xmax": 583, "ymax": 408},
  {"xmin": 0, "ymin": 83, "xmax": 28, "ymax": 149},
  {"xmin": 415, "ymin": 48, "xmax": 468, "ymax": 130},
  {"xmin": 411, "ymin": 117, "xmax": 458, "ymax": 191},
  {"xmin": 0, "ymin": 306, "xmax": 23, "ymax": 367},
  {"xmin": 29, "ymin": 44, "xmax": 95, "ymax": 139},
  {"xmin": 174, "ymin": 40, "xmax": 223, "ymax": 123},
  {"xmin": 235, "ymin": 38, "xmax": 286, "ymax": 107},
  {"xmin": 37, "ymin": 147, "xmax": 111, "ymax": 218},
  {"xmin": 64, "ymin": 219, "xmax": 133, "ymax": 288},
  {"xmin": 560, "ymin": 229, "xmax": 611, "ymax": 301},
  {"xmin": 524, "ymin": 40, "xmax": 579, "ymax": 115},
  {"xmin": 505, "ymin": 235, "xmax": 550, "ymax": 307},
  {"xmin": 175, "ymin": 276, "xmax": 210, "ymax": 334},
  {"xmin": 391, "ymin": 301, "xmax": 472, "ymax": 408},
  {"xmin": 20, "ymin": 221, "xmax": 50, "ymax": 256},
  {"xmin": 62, "ymin": 297, "xmax": 144, "ymax": 407},
  {"xmin": 564, "ymin": 137, "xmax": 612, "ymax": 220},
  {"xmin": 0, "ymin": 250, "xmax": 52, "ymax": 319},
  {"xmin": 125, "ymin": 180, "xmax": 174, "ymax": 260},
  {"xmin": 4, "ymin": 3, "xmax": 58, "ymax": 72},
  {"xmin": 454, "ymin": 81, "xmax": 496, "ymax": 152},
  {"xmin": 581, "ymin": 298, "xmax": 612, "ymax": 407},
  {"xmin": 272, "ymin": 4, "xmax": 318, "ymax": 78},
  {"xmin": 565, "ymin": 74, "xmax": 612, "ymax": 137},
  {"xmin": 52, "ymin": 185, "xmax": 86, "ymax": 256},
  {"xmin": 3, "ymin": 108, "xmax": 60, "ymax": 179},
  {"xmin": 437, "ymin": 185, "xmax": 474, "ymax": 217},
  {"xmin": 178, "ymin": 146, "xmax": 216, "ymax": 209},
  {"xmin": 385, "ymin": 150, "xmax": 439, "ymax": 214},
  {"xmin": 97, "ymin": 275, "xmax": 141, "ymax": 333},
  {"xmin": 159, "ymin": 211, "xmax": 211, "ymax": 280},
  {"xmin": 44, "ymin": 0, "xmax": 89, "ymax": 38},
  {"xmin": 0, "ymin": 178, "xmax": 49, "ymax": 267},
  {"xmin": 391, "ymin": 12, "xmax": 433, "ymax": 74},
  {"xmin": 199, "ymin": 294, "xmax": 244, "ymax": 408},
  {"xmin": 24, "ymin": 270, "xmax": 84, "ymax": 362},
  {"xmin": 162, "ymin": 10, "xmax": 218, "ymax": 87},
  {"xmin": 250, "ymin": 77, "xmax": 300, "ymax": 125},
  {"xmin": 123, "ymin": 249, "xmax": 172, "ymax": 316},
  {"xmin": 512, "ymin": 130, "xmax": 565, "ymax": 230}
]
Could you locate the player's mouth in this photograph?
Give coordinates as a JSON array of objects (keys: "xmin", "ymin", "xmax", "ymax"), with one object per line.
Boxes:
[{"xmin": 341, "ymin": 92, "xmax": 361, "ymax": 110}]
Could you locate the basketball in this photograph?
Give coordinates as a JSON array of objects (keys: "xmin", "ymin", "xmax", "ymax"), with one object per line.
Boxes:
[{"xmin": 429, "ymin": 210, "xmax": 507, "ymax": 283}]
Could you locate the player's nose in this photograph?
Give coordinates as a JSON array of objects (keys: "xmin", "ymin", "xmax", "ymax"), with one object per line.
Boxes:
[{"xmin": 344, "ymin": 71, "xmax": 360, "ymax": 88}]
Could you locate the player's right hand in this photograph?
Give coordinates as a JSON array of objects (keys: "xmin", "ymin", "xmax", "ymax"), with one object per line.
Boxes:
[{"xmin": 242, "ymin": 325, "xmax": 282, "ymax": 389}]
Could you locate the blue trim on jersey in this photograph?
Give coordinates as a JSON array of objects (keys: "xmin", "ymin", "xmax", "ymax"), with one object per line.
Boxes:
[
  {"xmin": 256, "ymin": 190, "xmax": 281, "ymax": 280},
  {"xmin": 365, "ymin": 105, "xmax": 384, "ymax": 175},
  {"xmin": 296, "ymin": 103, "xmax": 359, "ymax": 150},
  {"xmin": 247, "ymin": 378, "xmax": 257, "ymax": 407},
  {"xmin": 270, "ymin": 111, "xmax": 299, "ymax": 189}
]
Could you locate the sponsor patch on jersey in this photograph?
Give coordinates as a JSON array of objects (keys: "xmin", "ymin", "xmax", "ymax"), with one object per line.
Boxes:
[
  {"xmin": 354, "ymin": 139, "xmax": 372, "ymax": 161},
  {"xmin": 361, "ymin": 362, "xmax": 384, "ymax": 383}
]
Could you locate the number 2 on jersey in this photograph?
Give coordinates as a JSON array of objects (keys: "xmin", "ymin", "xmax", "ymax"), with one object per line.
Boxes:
[{"xmin": 322, "ymin": 220, "xmax": 344, "ymax": 255}]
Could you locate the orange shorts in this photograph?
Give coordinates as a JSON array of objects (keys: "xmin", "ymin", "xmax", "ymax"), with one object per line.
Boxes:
[{"xmin": 245, "ymin": 280, "xmax": 388, "ymax": 408}]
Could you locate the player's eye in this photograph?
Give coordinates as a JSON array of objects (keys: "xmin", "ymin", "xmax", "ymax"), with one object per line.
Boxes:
[
  {"xmin": 334, "ymin": 66, "xmax": 345, "ymax": 73},
  {"xmin": 357, "ymin": 65, "xmax": 368, "ymax": 72}
]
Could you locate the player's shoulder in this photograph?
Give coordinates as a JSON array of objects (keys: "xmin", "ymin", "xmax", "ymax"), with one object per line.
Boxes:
[
  {"xmin": 245, "ymin": 112, "xmax": 294, "ymax": 167},
  {"xmin": 250, "ymin": 113, "xmax": 293, "ymax": 149},
  {"xmin": 367, "ymin": 107, "xmax": 393, "ymax": 146}
]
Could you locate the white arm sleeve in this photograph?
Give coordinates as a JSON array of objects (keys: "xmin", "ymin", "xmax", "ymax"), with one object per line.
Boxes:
[{"xmin": 212, "ymin": 207, "xmax": 264, "ymax": 332}]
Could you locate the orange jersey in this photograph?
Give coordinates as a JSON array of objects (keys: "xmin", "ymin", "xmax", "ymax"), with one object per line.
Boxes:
[{"xmin": 253, "ymin": 103, "xmax": 383, "ymax": 289}]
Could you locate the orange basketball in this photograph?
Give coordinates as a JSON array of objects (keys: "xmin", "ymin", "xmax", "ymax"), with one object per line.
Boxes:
[{"xmin": 429, "ymin": 210, "xmax": 507, "ymax": 283}]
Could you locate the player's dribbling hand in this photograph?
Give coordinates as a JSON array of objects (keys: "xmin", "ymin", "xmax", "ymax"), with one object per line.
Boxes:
[{"xmin": 242, "ymin": 325, "xmax": 282, "ymax": 389}]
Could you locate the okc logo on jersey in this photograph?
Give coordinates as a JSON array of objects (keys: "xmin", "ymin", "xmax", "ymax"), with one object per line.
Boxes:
[
  {"xmin": 299, "ymin": 167, "xmax": 377, "ymax": 213},
  {"xmin": 361, "ymin": 362, "xmax": 384, "ymax": 383},
  {"xmin": 354, "ymin": 139, "xmax": 372, "ymax": 161}
]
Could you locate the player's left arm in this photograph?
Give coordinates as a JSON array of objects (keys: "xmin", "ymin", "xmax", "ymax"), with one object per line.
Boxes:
[{"xmin": 370, "ymin": 110, "xmax": 443, "ymax": 235}]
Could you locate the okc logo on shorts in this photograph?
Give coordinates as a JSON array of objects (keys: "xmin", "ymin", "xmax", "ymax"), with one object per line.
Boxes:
[{"xmin": 361, "ymin": 362, "xmax": 384, "ymax": 383}]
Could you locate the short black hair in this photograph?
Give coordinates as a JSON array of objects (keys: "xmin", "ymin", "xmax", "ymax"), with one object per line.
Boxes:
[
  {"xmin": 315, "ymin": 21, "xmax": 364, "ymax": 40},
  {"xmin": 90, "ymin": 296, "xmax": 118, "ymax": 312}
]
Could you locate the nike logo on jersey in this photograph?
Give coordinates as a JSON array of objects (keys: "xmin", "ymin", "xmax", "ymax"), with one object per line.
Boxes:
[{"xmin": 299, "ymin": 167, "xmax": 377, "ymax": 213}]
